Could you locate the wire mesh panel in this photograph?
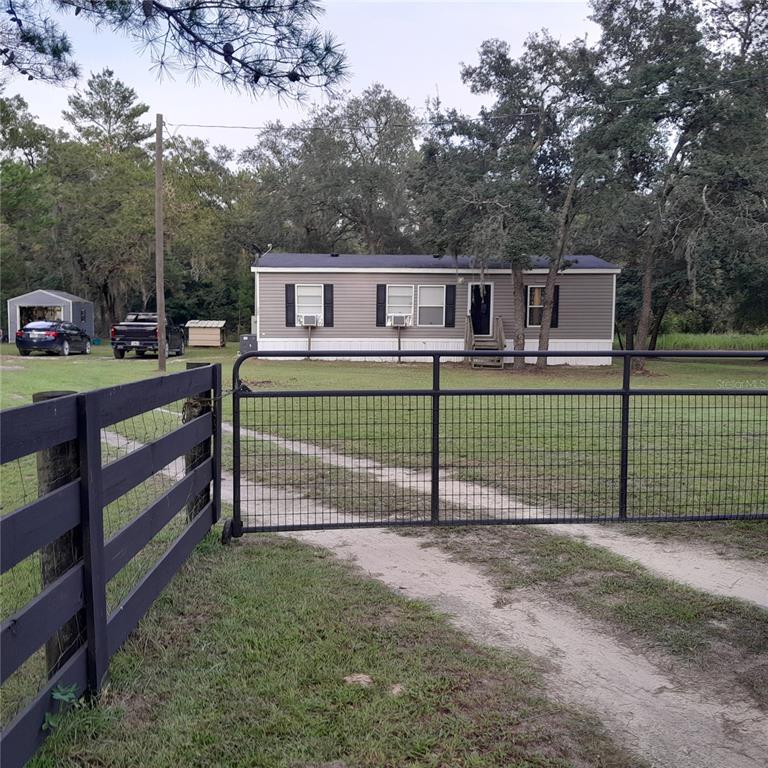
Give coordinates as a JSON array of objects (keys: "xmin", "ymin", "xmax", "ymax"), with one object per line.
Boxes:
[
  {"xmin": 232, "ymin": 351, "xmax": 768, "ymax": 533},
  {"xmin": 238, "ymin": 393, "xmax": 433, "ymax": 530},
  {"xmin": 627, "ymin": 393, "xmax": 768, "ymax": 521},
  {"xmin": 439, "ymin": 393, "xmax": 622, "ymax": 524},
  {"xmin": 100, "ymin": 398, "xmax": 204, "ymax": 611}
]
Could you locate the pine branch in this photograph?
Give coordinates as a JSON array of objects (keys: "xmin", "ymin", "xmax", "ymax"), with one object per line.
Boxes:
[{"xmin": 2, "ymin": 1, "xmax": 346, "ymax": 96}]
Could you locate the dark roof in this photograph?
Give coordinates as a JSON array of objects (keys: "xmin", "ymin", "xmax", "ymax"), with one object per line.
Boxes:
[{"xmin": 256, "ymin": 252, "xmax": 620, "ymax": 271}]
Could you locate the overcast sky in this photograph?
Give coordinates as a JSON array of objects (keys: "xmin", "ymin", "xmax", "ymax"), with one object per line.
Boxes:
[{"xmin": 9, "ymin": 1, "xmax": 597, "ymax": 152}]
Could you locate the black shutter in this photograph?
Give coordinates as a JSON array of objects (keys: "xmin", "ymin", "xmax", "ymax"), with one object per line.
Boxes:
[
  {"xmin": 445, "ymin": 284, "xmax": 456, "ymax": 328},
  {"xmin": 551, "ymin": 285, "xmax": 560, "ymax": 328},
  {"xmin": 323, "ymin": 284, "xmax": 334, "ymax": 327},
  {"xmin": 523, "ymin": 285, "xmax": 528, "ymax": 328},
  {"xmin": 285, "ymin": 284, "xmax": 295, "ymax": 327},
  {"xmin": 376, "ymin": 284, "xmax": 386, "ymax": 326}
]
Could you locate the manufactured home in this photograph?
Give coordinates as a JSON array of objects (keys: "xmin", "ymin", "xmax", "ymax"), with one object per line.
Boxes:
[{"xmin": 252, "ymin": 253, "xmax": 619, "ymax": 365}]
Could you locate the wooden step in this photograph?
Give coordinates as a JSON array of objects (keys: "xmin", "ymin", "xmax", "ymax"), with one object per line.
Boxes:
[{"xmin": 471, "ymin": 357, "xmax": 504, "ymax": 369}]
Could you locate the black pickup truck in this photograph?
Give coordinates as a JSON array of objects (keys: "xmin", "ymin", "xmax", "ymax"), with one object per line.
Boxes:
[{"xmin": 110, "ymin": 313, "xmax": 185, "ymax": 359}]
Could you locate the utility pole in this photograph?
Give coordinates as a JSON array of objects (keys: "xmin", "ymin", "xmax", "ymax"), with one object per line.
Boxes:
[{"xmin": 155, "ymin": 112, "xmax": 166, "ymax": 372}]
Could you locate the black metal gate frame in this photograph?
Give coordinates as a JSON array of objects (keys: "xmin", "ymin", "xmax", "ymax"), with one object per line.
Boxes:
[{"xmin": 230, "ymin": 349, "xmax": 768, "ymax": 535}]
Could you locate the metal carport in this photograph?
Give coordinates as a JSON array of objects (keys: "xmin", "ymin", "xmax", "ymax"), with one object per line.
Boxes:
[{"xmin": 6, "ymin": 289, "xmax": 95, "ymax": 338}]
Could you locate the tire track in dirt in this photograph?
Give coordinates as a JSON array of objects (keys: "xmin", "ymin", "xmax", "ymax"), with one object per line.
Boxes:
[
  {"xmin": 548, "ymin": 524, "xmax": 768, "ymax": 609},
  {"xmin": 216, "ymin": 468, "xmax": 768, "ymax": 768}
]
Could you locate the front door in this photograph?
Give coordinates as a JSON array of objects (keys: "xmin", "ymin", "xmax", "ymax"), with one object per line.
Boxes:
[{"xmin": 469, "ymin": 284, "xmax": 492, "ymax": 335}]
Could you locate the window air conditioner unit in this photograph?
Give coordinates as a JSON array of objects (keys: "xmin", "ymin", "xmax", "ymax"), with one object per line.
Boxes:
[
  {"xmin": 298, "ymin": 314, "xmax": 319, "ymax": 327},
  {"xmin": 387, "ymin": 314, "xmax": 411, "ymax": 327}
]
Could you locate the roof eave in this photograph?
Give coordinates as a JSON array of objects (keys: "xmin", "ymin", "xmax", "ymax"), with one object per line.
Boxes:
[{"xmin": 251, "ymin": 265, "xmax": 621, "ymax": 275}]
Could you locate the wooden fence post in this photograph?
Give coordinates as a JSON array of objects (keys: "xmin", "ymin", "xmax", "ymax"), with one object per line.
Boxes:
[
  {"xmin": 33, "ymin": 391, "xmax": 84, "ymax": 677},
  {"xmin": 77, "ymin": 391, "xmax": 109, "ymax": 693},
  {"xmin": 212, "ymin": 364, "xmax": 222, "ymax": 524},
  {"xmin": 183, "ymin": 362, "xmax": 211, "ymax": 520}
]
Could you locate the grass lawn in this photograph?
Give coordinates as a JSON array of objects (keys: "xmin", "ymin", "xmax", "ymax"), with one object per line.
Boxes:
[
  {"xmin": 0, "ymin": 342, "xmax": 225, "ymax": 410},
  {"xmin": 652, "ymin": 331, "xmax": 768, "ymax": 350},
  {"xmin": 28, "ymin": 531, "xmax": 642, "ymax": 768}
]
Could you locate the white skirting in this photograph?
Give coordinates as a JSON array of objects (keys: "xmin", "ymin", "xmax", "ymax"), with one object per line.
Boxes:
[
  {"xmin": 520, "ymin": 339, "xmax": 614, "ymax": 366},
  {"xmin": 254, "ymin": 337, "xmax": 615, "ymax": 366}
]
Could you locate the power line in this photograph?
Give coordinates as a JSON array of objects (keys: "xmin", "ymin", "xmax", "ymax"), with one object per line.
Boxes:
[
  {"xmin": 165, "ymin": 112, "xmax": 542, "ymax": 132},
  {"xmin": 165, "ymin": 72, "xmax": 768, "ymax": 134}
]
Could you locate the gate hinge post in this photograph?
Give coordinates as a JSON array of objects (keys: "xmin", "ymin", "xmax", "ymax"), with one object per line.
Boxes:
[
  {"xmin": 618, "ymin": 353, "xmax": 631, "ymax": 520},
  {"xmin": 430, "ymin": 354, "xmax": 441, "ymax": 524}
]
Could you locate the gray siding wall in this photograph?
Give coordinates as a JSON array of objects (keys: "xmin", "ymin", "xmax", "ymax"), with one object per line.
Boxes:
[
  {"xmin": 72, "ymin": 301, "xmax": 96, "ymax": 336},
  {"xmin": 257, "ymin": 271, "xmax": 615, "ymax": 341}
]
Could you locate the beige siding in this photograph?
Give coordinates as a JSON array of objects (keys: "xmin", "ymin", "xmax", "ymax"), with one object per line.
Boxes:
[
  {"xmin": 257, "ymin": 270, "xmax": 614, "ymax": 342},
  {"xmin": 525, "ymin": 274, "xmax": 615, "ymax": 340},
  {"xmin": 188, "ymin": 328, "xmax": 224, "ymax": 347}
]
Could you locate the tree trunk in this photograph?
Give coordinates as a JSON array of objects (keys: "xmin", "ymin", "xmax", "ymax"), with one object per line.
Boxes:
[
  {"xmin": 633, "ymin": 249, "xmax": 655, "ymax": 371},
  {"xmin": 648, "ymin": 296, "xmax": 671, "ymax": 351},
  {"xmin": 140, "ymin": 283, "xmax": 152, "ymax": 311},
  {"xmin": 624, "ymin": 319, "xmax": 635, "ymax": 350},
  {"xmin": 510, "ymin": 267, "xmax": 526, "ymax": 371},
  {"xmin": 536, "ymin": 174, "xmax": 578, "ymax": 369},
  {"xmin": 100, "ymin": 283, "xmax": 119, "ymax": 336}
]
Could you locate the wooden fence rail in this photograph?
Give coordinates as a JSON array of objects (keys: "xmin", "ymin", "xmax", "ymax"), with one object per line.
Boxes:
[{"xmin": 0, "ymin": 364, "xmax": 222, "ymax": 768}]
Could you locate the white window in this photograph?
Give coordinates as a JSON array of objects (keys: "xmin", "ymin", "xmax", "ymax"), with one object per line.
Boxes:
[
  {"xmin": 417, "ymin": 285, "xmax": 446, "ymax": 327},
  {"xmin": 296, "ymin": 284, "xmax": 324, "ymax": 324},
  {"xmin": 386, "ymin": 285, "xmax": 414, "ymax": 318},
  {"xmin": 527, "ymin": 285, "xmax": 544, "ymax": 327}
]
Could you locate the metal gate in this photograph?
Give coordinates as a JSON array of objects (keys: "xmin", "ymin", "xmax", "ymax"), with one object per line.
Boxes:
[{"xmin": 230, "ymin": 350, "xmax": 768, "ymax": 535}]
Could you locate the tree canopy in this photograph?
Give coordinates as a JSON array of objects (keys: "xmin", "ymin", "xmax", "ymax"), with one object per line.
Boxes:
[{"xmin": 63, "ymin": 69, "xmax": 153, "ymax": 152}]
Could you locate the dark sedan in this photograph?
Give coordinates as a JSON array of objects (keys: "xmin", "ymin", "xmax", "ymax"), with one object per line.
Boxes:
[{"xmin": 15, "ymin": 321, "xmax": 91, "ymax": 357}]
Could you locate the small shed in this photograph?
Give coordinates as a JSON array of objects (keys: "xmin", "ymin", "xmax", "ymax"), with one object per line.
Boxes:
[
  {"xmin": 185, "ymin": 320, "xmax": 227, "ymax": 347},
  {"xmin": 7, "ymin": 289, "xmax": 95, "ymax": 338}
]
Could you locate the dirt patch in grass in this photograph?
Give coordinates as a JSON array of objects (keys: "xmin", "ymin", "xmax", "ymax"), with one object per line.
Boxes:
[
  {"xmin": 102, "ymin": 689, "xmax": 160, "ymax": 730},
  {"xmin": 424, "ymin": 525, "xmax": 768, "ymax": 710},
  {"xmin": 620, "ymin": 520, "xmax": 768, "ymax": 562}
]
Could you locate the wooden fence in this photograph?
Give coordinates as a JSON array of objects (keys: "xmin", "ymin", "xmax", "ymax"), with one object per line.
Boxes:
[{"xmin": 0, "ymin": 364, "xmax": 222, "ymax": 768}]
